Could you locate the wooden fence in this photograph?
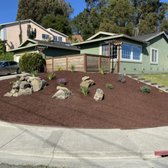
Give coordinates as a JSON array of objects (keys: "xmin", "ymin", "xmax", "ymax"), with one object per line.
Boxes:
[{"xmin": 46, "ymin": 54, "xmax": 110, "ymax": 72}]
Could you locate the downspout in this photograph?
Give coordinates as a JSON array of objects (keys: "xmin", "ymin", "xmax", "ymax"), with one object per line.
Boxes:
[{"xmin": 19, "ymin": 20, "xmax": 23, "ymax": 44}]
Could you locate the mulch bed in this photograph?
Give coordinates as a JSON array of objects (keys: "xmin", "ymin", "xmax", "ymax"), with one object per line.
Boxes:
[{"xmin": 0, "ymin": 71, "xmax": 168, "ymax": 129}]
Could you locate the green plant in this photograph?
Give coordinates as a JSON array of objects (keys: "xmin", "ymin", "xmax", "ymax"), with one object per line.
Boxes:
[
  {"xmin": 140, "ymin": 85, "xmax": 151, "ymax": 93},
  {"xmin": 31, "ymin": 70, "xmax": 38, "ymax": 77},
  {"xmin": 70, "ymin": 64, "xmax": 75, "ymax": 72},
  {"xmin": 105, "ymin": 83, "xmax": 113, "ymax": 89},
  {"xmin": 57, "ymin": 66, "xmax": 63, "ymax": 71},
  {"xmin": 47, "ymin": 72, "xmax": 55, "ymax": 80},
  {"xmin": 99, "ymin": 68, "xmax": 105, "ymax": 75},
  {"xmin": 19, "ymin": 53, "xmax": 45, "ymax": 73},
  {"xmin": 0, "ymin": 52, "xmax": 14, "ymax": 61},
  {"xmin": 81, "ymin": 86, "xmax": 89, "ymax": 96}
]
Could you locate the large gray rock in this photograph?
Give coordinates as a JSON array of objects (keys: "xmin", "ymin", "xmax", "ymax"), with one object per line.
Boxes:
[
  {"xmin": 80, "ymin": 81, "xmax": 90, "ymax": 88},
  {"xmin": 56, "ymin": 86, "xmax": 70, "ymax": 92},
  {"xmin": 20, "ymin": 81, "xmax": 31, "ymax": 89},
  {"xmin": 80, "ymin": 79, "xmax": 95, "ymax": 88},
  {"xmin": 31, "ymin": 78, "xmax": 43, "ymax": 92},
  {"xmin": 4, "ymin": 92, "xmax": 13, "ymax": 97},
  {"xmin": 82, "ymin": 76, "xmax": 90, "ymax": 81},
  {"xmin": 12, "ymin": 81, "xmax": 21, "ymax": 89},
  {"xmin": 52, "ymin": 88, "xmax": 71, "ymax": 100},
  {"xmin": 19, "ymin": 88, "xmax": 32, "ymax": 96},
  {"xmin": 94, "ymin": 88, "xmax": 104, "ymax": 101}
]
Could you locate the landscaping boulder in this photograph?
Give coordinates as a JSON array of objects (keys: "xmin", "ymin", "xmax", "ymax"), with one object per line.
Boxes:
[
  {"xmin": 31, "ymin": 78, "xmax": 43, "ymax": 92},
  {"xmin": 94, "ymin": 88, "xmax": 104, "ymax": 101},
  {"xmin": 12, "ymin": 81, "xmax": 21, "ymax": 89},
  {"xmin": 82, "ymin": 76, "xmax": 90, "ymax": 81},
  {"xmin": 80, "ymin": 76, "xmax": 95, "ymax": 88},
  {"xmin": 52, "ymin": 87, "xmax": 71, "ymax": 100},
  {"xmin": 20, "ymin": 81, "xmax": 31, "ymax": 89},
  {"xmin": 19, "ymin": 88, "xmax": 33, "ymax": 96},
  {"xmin": 80, "ymin": 81, "xmax": 90, "ymax": 88}
]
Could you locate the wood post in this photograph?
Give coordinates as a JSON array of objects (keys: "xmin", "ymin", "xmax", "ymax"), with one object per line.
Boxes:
[
  {"xmin": 66, "ymin": 57, "xmax": 68, "ymax": 70},
  {"xmin": 84, "ymin": 54, "xmax": 87, "ymax": 72}
]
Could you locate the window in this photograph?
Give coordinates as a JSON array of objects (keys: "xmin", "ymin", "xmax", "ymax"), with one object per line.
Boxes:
[
  {"xmin": 122, "ymin": 43, "xmax": 142, "ymax": 61},
  {"xmin": 151, "ymin": 48, "xmax": 158, "ymax": 64},
  {"xmin": 133, "ymin": 46, "xmax": 141, "ymax": 60},
  {"xmin": 122, "ymin": 44, "xmax": 131, "ymax": 59},
  {"xmin": 101, "ymin": 44, "xmax": 118, "ymax": 58},
  {"xmin": 58, "ymin": 36, "xmax": 62, "ymax": 42},
  {"xmin": 42, "ymin": 34, "xmax": 49, "ymax": 40},
  {"xmin": 53, "ymin": 36, "xmax": 58, "ymax": 42},
  {"xmin": 102, "ymin": 44, "xmax": 109, "ymax": 56}
]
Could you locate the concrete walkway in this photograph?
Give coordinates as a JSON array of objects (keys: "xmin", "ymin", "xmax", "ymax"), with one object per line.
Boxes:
[{"xmin": 0, "ymin": 121, "xmax": 168, "ymax": 168}]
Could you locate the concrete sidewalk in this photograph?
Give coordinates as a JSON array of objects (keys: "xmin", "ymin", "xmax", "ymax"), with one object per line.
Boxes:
[{"xmin": 0, "ymin": 121, "xmax": 168, "ymax": 168}]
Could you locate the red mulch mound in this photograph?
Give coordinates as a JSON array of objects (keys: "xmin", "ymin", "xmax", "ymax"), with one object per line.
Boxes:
[{"xmin": 0, "ymin": 71, "xmax": 168, "ymax": 129}]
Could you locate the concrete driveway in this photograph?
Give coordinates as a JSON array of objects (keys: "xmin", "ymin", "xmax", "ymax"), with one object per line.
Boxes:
[{"xmin": 0, "ymin": 121, "xmax": 168, "ymax": 168}]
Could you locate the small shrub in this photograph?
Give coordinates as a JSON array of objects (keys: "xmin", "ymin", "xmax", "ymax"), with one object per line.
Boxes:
[
  {"xmin": 105, "ymin": 83, "xmax": 113, "ymax": 89},
  {"xmin": 47, "ymin": 72, "xmax": 55, "ymax": 80},
  {"xmin": 57, "ymin": 66, "xmax": 63, "ymax": 71},
  {"xmin": 70, "ymin": 64, "xmax": 75, "ymax": 72},
  {"xmin": 81, "ymin": 86, "xmax": 89, "ymax": 96},
  {"xmin": 140, "ymin": 85, "xmax": 151, "ymax": 93},
  {"xmin": 99, "ymin": 68, "xmax": 105, "ymax": 75},
  {"xmin": 57, "ymin": 78, "xmax": 67, "ymax": 86},
  {"xmin": 19, "ymin": 53, "xmax": 45, "ymax": 73}
]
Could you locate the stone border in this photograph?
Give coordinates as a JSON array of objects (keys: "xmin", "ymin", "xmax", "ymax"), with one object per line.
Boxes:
[{"xmin": 127, "ymin": 75, "xmax": 168, "ymax": 93}]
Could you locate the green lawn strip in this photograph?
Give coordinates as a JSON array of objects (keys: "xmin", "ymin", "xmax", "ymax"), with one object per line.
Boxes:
[{"xmin": 138, "ymin": 74, "xmax": 168, "ymax": 87}]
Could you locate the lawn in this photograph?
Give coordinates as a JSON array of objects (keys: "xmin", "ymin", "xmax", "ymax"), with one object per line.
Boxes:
[{"xmin": 138, "ymin": 74, "xmax": 168, "ymax": 87}]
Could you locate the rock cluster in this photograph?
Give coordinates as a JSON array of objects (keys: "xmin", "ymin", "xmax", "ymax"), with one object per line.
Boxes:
[
  {"xmin": 52, "ymin": 86, "xmax": 71, "ymax": 100},
  {"xmin": 80, "ymin": 76, "xmax": 104, "ymax": 101},
  {"xmin": 4, "ymin": 74, "xmax": 47, "ymax": 97}
]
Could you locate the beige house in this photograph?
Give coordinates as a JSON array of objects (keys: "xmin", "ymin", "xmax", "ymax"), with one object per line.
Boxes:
[{"xmin": 0, "ymin": 19, "xmax": 68, "ymax": 51}]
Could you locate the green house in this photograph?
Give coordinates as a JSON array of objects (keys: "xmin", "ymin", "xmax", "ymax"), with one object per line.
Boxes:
[
  {"xmin": 10, "ymin": 39, "xmax": 80, "ymax": 62},
  {"xmin": 73, "ymin": 31, "xmax": 168, "ymax": 74}
]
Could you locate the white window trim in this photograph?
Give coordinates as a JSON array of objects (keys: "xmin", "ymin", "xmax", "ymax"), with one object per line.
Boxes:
[
  {"xmin": 121, "ymin": 43, "xmax": 142, "ymax": 62},
  {"xmin": 150, "ymin": 47, "xmax": 158, "ymax": 64}
]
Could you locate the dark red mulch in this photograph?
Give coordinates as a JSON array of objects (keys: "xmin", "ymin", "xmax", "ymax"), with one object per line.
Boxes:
[{"xmin": 0, "ymin": 71, "xmax": 168, "ymax": 129}]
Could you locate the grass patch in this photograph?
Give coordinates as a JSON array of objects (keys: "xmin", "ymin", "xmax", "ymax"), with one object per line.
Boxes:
[{"xmin": 138, "ymin": 74, "xmax": 168, "ymax": 87}]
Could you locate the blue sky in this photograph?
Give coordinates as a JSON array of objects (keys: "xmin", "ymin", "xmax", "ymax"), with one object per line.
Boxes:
[{"xmin": 0, "ymin": 0, "xmax": 167, "ymax": 24}]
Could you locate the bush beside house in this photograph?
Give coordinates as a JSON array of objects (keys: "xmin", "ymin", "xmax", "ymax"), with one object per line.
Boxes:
[{"xmin": 19, "ymin": 53, "xmax": 45, "ymax": 73}]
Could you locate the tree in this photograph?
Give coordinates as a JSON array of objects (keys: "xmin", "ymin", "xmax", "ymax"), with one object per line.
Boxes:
[
  {"xmin": 99, "ymin": 0, "xmax": 134, "ymax": 35},
  {"xmin": 42, "ymin": 14, "xmax": 72, "ymax": 35},
  {"xmin": 72, "ymin": 0, "xmax": 168, "ymax": 38},
  {"xmin": 0, "ymin": 40, "xmax": 6, "ymax": 54},
  {"xmin": 16, "ymin": 0, "xmax": 73, "ymax": 35}
]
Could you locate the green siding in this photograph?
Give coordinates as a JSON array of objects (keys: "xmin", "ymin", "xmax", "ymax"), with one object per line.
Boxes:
[
  {"xmin": 120, "ymin": 36, "xmax": 168, "ymax": 74},
  {"xmin": 79, "ymin": 35, "xmax": 168, "ymax": 74},
  {"xmin": 80, "ymin": 43, "xmax": 100, "ymax": 55}
]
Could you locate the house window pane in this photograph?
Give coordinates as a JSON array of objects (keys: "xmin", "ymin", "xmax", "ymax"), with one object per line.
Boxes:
[
  {"xmin": 111, "ymin": 45, "xmax": 117, "ymax": 59},
  {"xmin": 151, "ymin": 49, "xmax": 158, "ymax": 63},
  {"xmin": 133, "ymin": 46, "xmax": 141, "ymax": 60},
  {"xmin": 53, "ymin": 36, "xmax": 58, "ymax": 41},
  {"xmin": 58, "ymin": 37, "xmax": 62, "ymax": 42},
  {"xmin": 122, "ymin": 44, "xmax": 131, "ymax": 59},
  {"xmin": 42, "ymin": 34, "xmax": 49, "ymax": 40},
  {"xmin": 102, "ymin": 44, "xmax": 109, "ymax": 56}
]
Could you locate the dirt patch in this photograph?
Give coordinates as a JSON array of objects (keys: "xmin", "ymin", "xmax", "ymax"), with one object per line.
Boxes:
[{"xmin": 0, "ymin": 71, "xmax": 168, "ymax": 129}]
